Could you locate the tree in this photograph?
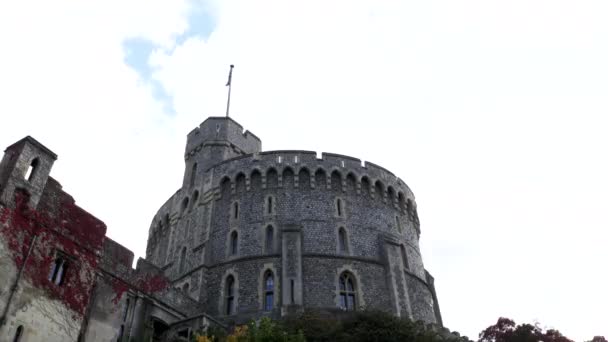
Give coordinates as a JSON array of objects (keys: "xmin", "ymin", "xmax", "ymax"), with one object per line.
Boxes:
[{"xmin": 479, "ymin": 318, "xmax": 573, "ymax": 342}]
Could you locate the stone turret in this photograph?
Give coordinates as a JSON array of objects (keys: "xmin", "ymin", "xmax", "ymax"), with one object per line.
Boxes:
[
  {"xmin": 182, "ymin": 117, "xmax": 261, "ymax": 190},
  {"xmin": 0, "ymin": 136, "xmax": 57, "ymax": 209}
]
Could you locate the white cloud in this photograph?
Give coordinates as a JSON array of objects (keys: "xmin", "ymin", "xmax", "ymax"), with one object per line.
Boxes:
[{"xmin": 1, "ymin": 0, "xmax": 607, "ymax": 340}]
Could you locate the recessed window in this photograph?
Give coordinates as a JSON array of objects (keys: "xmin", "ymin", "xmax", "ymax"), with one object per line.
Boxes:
[
  {"xmin": 24, "ymin": 158, "xmax": 39, "ymax": 182},
  {"xmin": 189, "ymin": 163, "xmax": 197, "ymax": 189},
  {"xmin": 395, "ymin": 216, "xmax": 401, "ymax": 233},
  {"xmin": 336, "ymin": 198, "xmax": 343, "ymax": 217},
  {"xmin": 339, "ymin": 272, "xmax": 357, "ymax": 311},
  {"xmin": 265, "ymin": 225, "xmax": 274, "ymax": 253},
  {"xmin": 338, "ymin": 228, "xmax": 348, "ymax": 254},
  {"xmin": 264, "ymin": 271, "xmax": 274, "ymax": 311},
  {"xmin": 230, "ymin": 231, "xmax": 238, "ymax": 256},
  {"xmin": 233, "ymin": 202, "xmax": 239, "ymax": 219},
  {"xmin": 13, "ymin": 325, "xmax": 24, "ymax": 342},
  {"xmin": 179, "ymin": 247, "xmax": 187, "ymax": 273},
  {"xmin": 183, "ymin": 283, "xmax": 190, "ymax": 296},
  {"xmin": 266, "ymin": 196, "xmax": 275, "ymax": 215},
  {"xmin": 225, "ymin": 275, "xmax": 235, "ymax": 315},
  {"xmin": 400, "ymin": 245, "xmax": 409, "ymax": 271},
  {"xmin": 48, "ymin": 256, "xmax": 68, "ymax": 286}
]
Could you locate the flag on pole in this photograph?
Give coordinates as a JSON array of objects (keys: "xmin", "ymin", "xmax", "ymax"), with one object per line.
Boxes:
[{"xmin": 226, "ymin": 64, "xmax": 234, "ymax": 86}]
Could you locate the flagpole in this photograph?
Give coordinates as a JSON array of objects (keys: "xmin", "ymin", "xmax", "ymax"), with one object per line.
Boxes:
[{"xmin": 225, "ymin": 64, "xmax": 234, "ymax": 117}]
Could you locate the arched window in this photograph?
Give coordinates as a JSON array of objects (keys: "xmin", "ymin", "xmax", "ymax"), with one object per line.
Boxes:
[
  {"xmin": 283, "ymin": 167, "xmax": 294, "ymax": 188},
  {"xmin": 338, "ymin": 227, "xmax": 348, "ymax": 254},
  {"xmin": 265, "ymin": 225, "xmax": 274, "ymax": 253},
  {"xmin": 232, "ymin": 201, "xmax": 239, "ymax": 219},
  {"xmin": 374, "ymin": 181, "xmax": 384, "ymax": 202},
  {"xmin": 220, "ymin": 177, "xmax": 231, "ymax": 197},
  {"xmin": 346, "ymin": 173, "xmax": 357, "ymax": 193},
  {"xmin": 266, "ymin": 168, "xmax": 278, "ymax": 188},
  {"xmin": 179, "ymin": 247, "xmax": 187, "ymax": 273},
  {"xmin": 230, "ymin": 231, "xmax": 238, "ymax": 256},
  {"xmin": 298, "ymin": 168, "xmax": 310, "ymax": 189},
  {"xmin": 339, "ymin": 272, "xmax": 357, "ymax": 311},
  {"xmin": 189, "ymin": 163, "xmax": 197, "ymax": 188},
  {"xmin": 250, "ymin": 170, "xmax": 262, "ymax": 190},
  {"xmin": 331, "ymin": 170, "xmax": 342, "ymax": 191},
  {"xmin": 190, "ymin": 191, "xmax": 199, "ymax": 211},
  {"xmin": 225, "ymin": 275, "xmax": 235, "ymax": 315},
  {"xmin": 263, "ymin": 271, "xmax": 274, "ymax": 311},
  {"xmin": 361, "ymin": 177, "xmax": 371, "ymax": 197},
  {"xmin": 49, "ymin": 256, "xmax": 68, "ymax": 285},
  {"xmin": 13, "ymin": 325, "xmax": 24, "ymax": 342},
  {"xmin": 315, "ymin": 169, "xmax": 326, "ymax": 189},
  {"xmin": 235, "ymin": 173, "xmax": 246, "ymax": 193},
  {"xmin": 25, "ymin": 158, "xmax": 39, "ymax": 182},
  {"xmin": 181, "ymin": 197, "xmax": 189, "ymax": 215}
]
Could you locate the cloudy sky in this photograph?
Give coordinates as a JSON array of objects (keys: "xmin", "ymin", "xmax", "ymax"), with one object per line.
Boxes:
[{"xmin": 1, "ymin": 0, "xmax": 606, "ymax": 339}]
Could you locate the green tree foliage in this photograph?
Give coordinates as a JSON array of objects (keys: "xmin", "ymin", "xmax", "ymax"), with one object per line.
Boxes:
[{"xmin": 478, "ymin": 318, "xmax": 574, "ymax": 342}]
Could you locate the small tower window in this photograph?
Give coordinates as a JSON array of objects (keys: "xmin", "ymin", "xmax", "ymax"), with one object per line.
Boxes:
[
  {"xmin": 189, "ymin": 163, "xmax": 197, "ymax": 189},
  {"xmin": 339, "ymin": 272, "xmax": 357, "ymax": 311},
  {"xmin": 183, "ymin": 283, "xmax": 190, "ymax": 296},
  {"xmin": 13, "ymin": 325, "xmax": 24, "ymax": 342},
  {"xmin": 338, "ymin": 227, "xmax": 348, "ymax": 254},
  {"xmin": 336, "ymin": 198, "xmax": 343, "ymax": 217},
  {"xmin": 265, "ymin": 225, "xmax": 274, "ymax": 253},
  {"xmin": 179, "ymin": 247, "xmax": 187, "ymax": 273},
  {"xmin": 181, "ymin": 197, "xmax": 189, "ymax": 215},
  {"xmin": 225, "ymin": 275, "xmax": 235, "ymax": 315},
  {"xmin": 48, "ymin": 256, "xmax": 68, "ymax": 286},
  {"xmin": 233, "ymin": 202, "xmax": 239, "ymax": 219},
  {"xmin": 401, "ymin": 245, "xmax": 409, "ymax": 270},
  {"xmin": 230, "ymin": 231, "xmax": 238, "ymax": 256},
  {"xmin": 264, "ymin": 271, "xmax": 274, "ymax": 311},
  {"xmin": 191, "ymin": 191, "xmax": 199, "ymax": 211},
  {"xmin": 25, "ymin": 158, "xmax": 39, "ymax": 182},
  {"xmin": 396, "ymin": 216, "xmax": 402, "ymax": 233},
  {"xmin": 266, "ymin": 196, "xmax": 275, "ymax": 215}
]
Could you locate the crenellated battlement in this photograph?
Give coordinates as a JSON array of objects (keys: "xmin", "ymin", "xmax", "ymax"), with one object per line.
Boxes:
[{"xmin": 211, "ymin": 149, "xmax": 413, "ymax": 199}]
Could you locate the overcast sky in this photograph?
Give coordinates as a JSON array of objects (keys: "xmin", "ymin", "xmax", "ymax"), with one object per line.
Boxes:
[{"xmin": 1, "ymin": 0, "xmax": 606, "ymax": 339}]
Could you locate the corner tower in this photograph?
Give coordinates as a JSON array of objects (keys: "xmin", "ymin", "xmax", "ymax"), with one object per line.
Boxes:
[
  {"xmin": 181, "ymin": 117, "xmax": 261, "ymax": 190},
  {"xmin": 0, "ymin": 136, "xmax": 57, "ymax": 209}
]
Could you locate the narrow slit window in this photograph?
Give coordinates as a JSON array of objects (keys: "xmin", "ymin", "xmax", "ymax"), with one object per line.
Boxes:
[
  {"xmin": 290, "ymin": 279, "xmax": 295, "ymax": 304},
  {"xmin": 267, "ymin": 196, "xmax": 274, "ymax": 214},
  {"xmin": 338, "ymin": 228, "xmax": 348, "ymax": 254},
  {"xmin": 233, "ymin": 202, "xmax": 239, "ymax": 219},
  {"xmin": 25, "ymin": 158, "xmax": 39, "ymax": 182},
  {"xmin": 225, "ymin": 276, "xmax": 235, "ymax": 315},
  {"xmin": 336, "ymin": 199, "xmax": 343, "ymax": 217},
  {"xmin": 13, "ymin": 325, "xmax": 24, "ymax": 342},
  {"xmin": 49, "ymin": 257, "xmax": 68, "ymax": 285},
  {"xmin": 265, "ymin": 225, "xmax": 274, "ymax": 253},
  {"xmin": 230, "ymin": 231, "xmax": 238, "ymax": 256}
]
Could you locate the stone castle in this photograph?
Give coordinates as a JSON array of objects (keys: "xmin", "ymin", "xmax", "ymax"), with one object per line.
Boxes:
[{"xmin": 0, "ymin": 116, "xmax": 442, "ymax": 341}]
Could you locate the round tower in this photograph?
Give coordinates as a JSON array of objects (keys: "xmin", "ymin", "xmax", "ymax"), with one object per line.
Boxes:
[{"xmin": 145, "ymin": 117, "xmax": 441, "ymax": 325}]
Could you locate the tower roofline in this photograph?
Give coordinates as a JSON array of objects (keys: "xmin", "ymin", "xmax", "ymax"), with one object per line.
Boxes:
[
  {"xmin": 5, "ymin": 135, "xmax": 58, "ymax": 160},
  {"xmin": 187, "ymin": 116, "xmax": 261, "ymax": 142}
]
